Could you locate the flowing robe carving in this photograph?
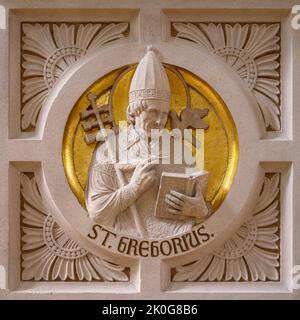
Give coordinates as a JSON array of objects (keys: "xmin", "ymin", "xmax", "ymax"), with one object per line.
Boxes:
[{"xmin": 85, "ymin": 125, "xmax": 195, "ymax": 238}]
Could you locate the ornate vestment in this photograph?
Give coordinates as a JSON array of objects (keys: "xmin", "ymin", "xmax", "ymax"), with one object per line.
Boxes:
[{"xmin": 85, "ymin": 125, "xmax": 194, "ymax": 238}]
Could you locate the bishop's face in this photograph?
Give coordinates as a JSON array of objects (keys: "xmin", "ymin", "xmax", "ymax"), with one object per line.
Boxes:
[{"xmin": 134, "ymin": 107, "xmax": 169, "ymax": 135}]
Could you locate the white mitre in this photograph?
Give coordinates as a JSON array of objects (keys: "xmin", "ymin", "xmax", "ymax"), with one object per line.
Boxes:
[{"xmin": 129, "ymin": 45, "xmax": 171, "ymax": 112}]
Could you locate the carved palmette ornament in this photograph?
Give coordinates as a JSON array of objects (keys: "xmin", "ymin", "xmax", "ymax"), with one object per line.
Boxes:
[
  {"xmin": 21, "ymin": 174, "xmax": 128, "ymax": 281},
  {"xmin": 21, "ymin": 22, "xmax": 129, "ymax": 130},
  {"xmin": 173, "ymin": 174, "xmax": 280, "ymax": 282},
  {"xmin": 173, "ymin": 23, "xmax": 281, "ymax": 131}
]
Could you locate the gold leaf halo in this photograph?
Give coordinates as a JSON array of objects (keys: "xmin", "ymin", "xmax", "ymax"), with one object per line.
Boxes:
[{"xmin": 62, "ymin": 65, "xmax": 239, "ymax": 212}]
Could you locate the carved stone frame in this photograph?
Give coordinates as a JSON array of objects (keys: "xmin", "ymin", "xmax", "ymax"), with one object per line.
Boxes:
[{"xmin": 0, "ymin": 0, "xmax": 299, "ymax": 300}]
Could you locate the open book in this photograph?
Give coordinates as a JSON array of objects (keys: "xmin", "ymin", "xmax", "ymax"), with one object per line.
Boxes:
[{"xmin": 154, "ymin": 170, "xmax": 209, "ymax": 221}]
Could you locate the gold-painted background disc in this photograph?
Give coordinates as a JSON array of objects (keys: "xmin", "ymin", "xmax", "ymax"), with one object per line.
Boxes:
[{"xmin": 63, "ymin": 65, "xmax": 239, "ymax": 212}]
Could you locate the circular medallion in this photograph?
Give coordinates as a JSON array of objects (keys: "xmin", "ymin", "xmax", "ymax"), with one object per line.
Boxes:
[
  {"xmin": 41, "ymin": 43, "xmax": 261, "ymax": 261},
  {"xmin": 62, "ymin": 64, "xmax": 239, "ymax": 214}
]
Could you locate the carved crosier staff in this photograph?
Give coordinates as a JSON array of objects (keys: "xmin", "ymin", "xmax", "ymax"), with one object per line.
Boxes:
[{"xmin": 87, "ymin": 92, "xmax": 147, "ymax": 238}]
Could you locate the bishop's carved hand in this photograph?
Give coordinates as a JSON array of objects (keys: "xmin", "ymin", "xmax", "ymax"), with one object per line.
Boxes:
[
  {"xmin": 165, "ymin": 182, "xmax": 209, "ymax": 219},
  {"xmin": 129, "ymin": 160, "xmax": 157, "ymax": 195}
]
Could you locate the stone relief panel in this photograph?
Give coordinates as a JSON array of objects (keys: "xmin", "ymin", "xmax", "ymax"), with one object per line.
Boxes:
[
  {"xmin": 21, "ymin": 22, "xmax": 129, "ymax": 131},
  {"xmin": 173, "ymin": 173, "xmax": 280, "ymax": 282},
  {"xmin": 20, "ymin": 173, "xmax": 129, "ymax": 282},
  {"xmin": 0, "ymin": 2, "xmax": 295, "ymax": 299},
  {"xmin": 172, "ymin": 23, "xmax": 281, "ymax": 131},
  {"xmin": 30, "ymin": 41, "xmax": 287, "ymax": 288}
]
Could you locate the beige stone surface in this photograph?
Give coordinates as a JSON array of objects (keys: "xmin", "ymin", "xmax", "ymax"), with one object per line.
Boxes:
[{"xmin": 0, "ymin": 0, "xmax": 299, "ymax": 299}]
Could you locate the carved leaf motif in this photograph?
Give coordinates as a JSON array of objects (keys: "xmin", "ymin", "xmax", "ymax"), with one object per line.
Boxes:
[
  {"xmin": 21, "ymin": 174, "xmax": 128, "ymax": 282},
  {"xmin": 173, "ymin": 22, "xmax": 281, "ymax": 130},
  {"xmin": 88, "ymin": 23, "xmax": 129, "ymax": 50},
  {"xmin": 21, "ymin": 22, "xmax": 129, "ymax": 130},
  {"xmin": 173, "ymin": 174, "xmax": 280, "ymax": 282},
  {"xmin": 22, "ymin": 24, "xmax": 57, "ymax": 58}
]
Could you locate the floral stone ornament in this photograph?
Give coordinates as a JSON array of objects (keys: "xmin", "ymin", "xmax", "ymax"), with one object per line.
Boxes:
[
  {"xmin": 21, "ymin": 174, "xmax": 128, "ymax": 281},
  {"xmin": 173, "ymin": 174, "xmax": 280, "ymax": 282},
  {"xmin": 21, "ymin": 22, "xmax": 129, "ymax": 130},
  {"xmin": 173, "ymin": 23, "xmax": 281, "ymax": 131}
]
